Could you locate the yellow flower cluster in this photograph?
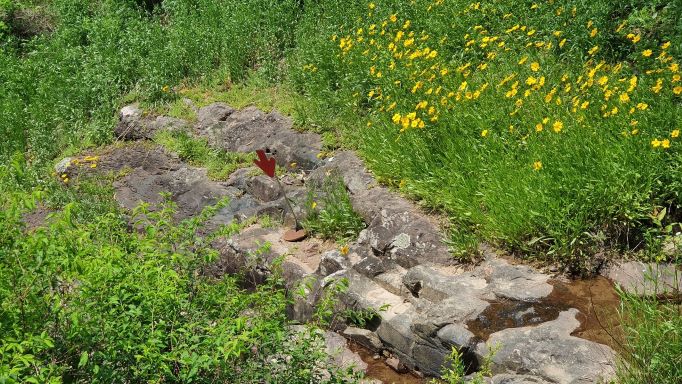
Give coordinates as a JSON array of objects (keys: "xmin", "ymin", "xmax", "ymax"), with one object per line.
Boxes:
[{"xmin": 332, "ymin": 0, "xmax": 681, "ymax": 166}]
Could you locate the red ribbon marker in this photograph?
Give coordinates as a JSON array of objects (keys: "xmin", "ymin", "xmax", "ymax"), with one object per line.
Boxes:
[
  {"xmin": 254, "ymin": 149, "xmax": 276, "ymax": 178},
  {"xmin": 252, "ymin": 149, "xmax": 306, "ymax": 240}
]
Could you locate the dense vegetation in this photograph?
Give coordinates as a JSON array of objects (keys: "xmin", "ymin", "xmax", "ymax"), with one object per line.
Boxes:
[{"xmin": 1, "ymin": 0, "xmax": 680, "ymax": 382}]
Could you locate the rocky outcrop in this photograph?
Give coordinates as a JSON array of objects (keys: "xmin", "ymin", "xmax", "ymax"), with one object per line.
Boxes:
[{"xmin": 53, "ymin": 103, "xmax": 624, "ymax": 383}]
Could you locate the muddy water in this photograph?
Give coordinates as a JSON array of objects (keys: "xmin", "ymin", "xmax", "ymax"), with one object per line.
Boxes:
[
  {"xmin": 467, "ymin": 276, "xmax": 622, "ymax": 350},
  {"xmin": 349, "ymin": 342, "xmax": 426, "ymax": 384}
]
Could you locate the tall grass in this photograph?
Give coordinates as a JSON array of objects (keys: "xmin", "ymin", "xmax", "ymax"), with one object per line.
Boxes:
[
  {"xmin": 0, "ymin": 0, "xmax": 299, "ymax": 162},
  {"xmin": 290, "ymin": 0, "xmax": 682, "ymax": 272},
  {"xmin": 616, "ymin": 288, "xmax": 682, "ymax": 383},
  {"xmin": 2, "ymin": 0, "xmax": 681, "ymax": 271}
]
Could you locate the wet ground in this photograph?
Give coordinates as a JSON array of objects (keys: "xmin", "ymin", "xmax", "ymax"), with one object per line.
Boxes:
[
  {"xmin": 467, "ymin": 276, "xmax": 622, "ymax": 350},
  {"xmin": 349, "ymin": 342, "xmax": 426, "ymax": 384}
]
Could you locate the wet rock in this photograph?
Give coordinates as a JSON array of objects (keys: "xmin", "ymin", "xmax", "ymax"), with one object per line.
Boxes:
[
  {"xmin": 342, "ymin": 327, "xmax": 384, "ymax": 352},
  {"xmin": 196, "ymin": 102, "xmax": 235, "ymax": 130},
  {"xmin": 605, "ymin": 261, "xmax": 681, "ymax": 297},
  {"xmin": 478, "ymin": 308, "xmax": 616, "ymax": 384},
  {"xmin": 385, "ymin": 356, "xmax": 408, "ymax": 373}
]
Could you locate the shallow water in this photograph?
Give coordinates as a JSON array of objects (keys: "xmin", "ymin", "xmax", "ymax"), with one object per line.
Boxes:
[
  {"xmin": 358, "ymin": 276, "xmax": 623, "ymax": 383},
  {"xmin": 466, "ymin": 276, "xmax": 622, "ymax": 349},
  {"xmin": 349, "ymin": 342, "xmax": 426, "ymax": 384}
]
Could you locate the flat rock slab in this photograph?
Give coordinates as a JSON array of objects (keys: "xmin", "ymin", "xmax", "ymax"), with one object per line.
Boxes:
[
  {"xmin": 478, "ymin": 308, "xmax": 616, "ymax": 384},
  {"xmin": 196, "ymin": 105, "xmax": 323, "ymax": 170},
  {"xmin": 605, "ymin": 261, "xmax": 681, "ymax": 297}
]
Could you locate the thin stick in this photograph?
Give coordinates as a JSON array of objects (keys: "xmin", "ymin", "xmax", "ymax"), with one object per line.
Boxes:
[{"xmin": 275, "ymin": 176, "xmax": 301, "ymax": 230}]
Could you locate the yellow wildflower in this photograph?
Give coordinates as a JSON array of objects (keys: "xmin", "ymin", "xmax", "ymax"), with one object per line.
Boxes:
[
  {"xmin": 619, "ymin": 93, "xmax": 630, "ymax": 103},
  {"xmin": 530, "ymin": 62, "xmax": 540, "ymax": 72},
  {"xmin": 662, "ymin": 139, "xmax": 671, "ymax": 149},
  {"xmin": 535, "ymin": 123, "xmax": 543, "ymax": 132},
  {"xmin": 590, "ymin": 28, "xmax": 598, "ymax": 38},
  {"xmin": 662, "ymin": 41, "xmax": 671, "ymax": 50},
  {"xmin": 553, "ymin": 121, "xmax": 564, "ymax": 133},
  {"xmin": 533, "ymin": 161, "xmax": 543, "ymax": 171},
  {"xmin": 642, "ymin": 49, "xmax": 653, "ymax": 57},
  {"xmin": 674, "ymin": 86, "xmax": 682, "ymax": 95},
  {"xmin": 672, "ymin": 130, "xmax": 680, "ymax": 138},
  {"xmin": 651, "ymin": 139, "xmax": 661, "ymax": 148},
  {"xmin": 481, "ymin": 129, "xmax": 489, "ymax": 137},
  {"xmin": 392, "ymin": 113, "xmax": 401, "ymax": 124}
]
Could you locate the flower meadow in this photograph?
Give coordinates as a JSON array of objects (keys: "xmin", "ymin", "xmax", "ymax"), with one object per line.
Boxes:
[{"xmin": 292, "ymin": 0, "xmax": 682, "ymax": 272}]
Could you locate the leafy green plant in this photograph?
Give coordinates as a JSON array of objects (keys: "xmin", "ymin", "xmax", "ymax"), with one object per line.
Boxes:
[
  {"xmin": 434, "ymin": 344, "xmax": 498, "ymax": 384},
  {"xmin": 0, "ymin": 157, "xmax": 361, "ymax": 384},
  {"xmin": 343, "ymin": 304, "xmax": 389, "ymax": 329},
  {"xmin": 304, "ymin": 172, "xmax": 365, "ymax": 241}
]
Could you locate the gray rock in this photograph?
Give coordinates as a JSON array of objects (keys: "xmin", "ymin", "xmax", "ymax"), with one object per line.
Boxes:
[
  {"xmin": 359, "ymin": 207, "xmax": 454, "ymax": 268},
  {"xmin": 115, "ymin": 104, "xmax": 187, "ymax": 140},
  {"xmin": 324, "ymin": 331, "xmax": 368, "ymax": 373},
  {"xmin": 606, "ymin": 261, "xmax": 681, "ymax": 297},
  {"xmin": 403, "ymin": 265, "xmax": 488, "ymax": 302},
  {"xmin": 197, "ymin": 102, "xmax": 235, "ymax": 130},
  {"xmin": 54, "ymin": 157, "xmax": 74, "ymax": 175},
  {"xmin": 342, "ymin": 327, "xmax": 384, "ymax": 352},
  {"xmin": 148, "ymin": 116, "xmax": 187, "ymax": 133},
  {"xmin": 479, "ymin": 308, "xmax": 616, "ymax": 384},
  {"xmin": 376, "ymin": 312, "xmax": 417, "ymax": 356},
  {"xmin": 318, "ymin": 250, "xmax": 350, "ymax": 276},
  {"xmin": 247, "ymin": 175, "xmax": 282, "ymax": 202},
  {"xmin": 475, "ymin": 258, "xmax": 553, "ymax": 302},
  {"xmin": 412, "ymin": 341, "xmax": 449, "ymax": 375},
  {"xmin": 354, "ymin": 255, "xmax": 391, "ymax": 277},
  {"xmin": 198, "ymin": 107, "xmax": 322, "ymax": 170},
  {"xmin": 437, "ymin": 323, "xmax": 476, "ymax": 349},
  {"xmin": 490, "ymin": 374, "xmax": 552, "ymax": 384},
  {"xmin": 412, "ymin": 295, "xmax": 489, "ymax": 338}
]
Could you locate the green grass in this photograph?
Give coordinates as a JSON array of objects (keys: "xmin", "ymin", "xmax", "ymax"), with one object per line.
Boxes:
[
  {"xmin": 154, "ymin": 129, "xmax": 254, "ymax": 180},
  {"xmin": 304, "ymin": 172, "xmax": 365, "ymax": 242},
  {"xmin": 616, "ymin": 288, "xmax": 682, "ymax": 383},
  {"xmin": 288, "ymin": 0, "xmax": 682, "ymax": 273}
]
